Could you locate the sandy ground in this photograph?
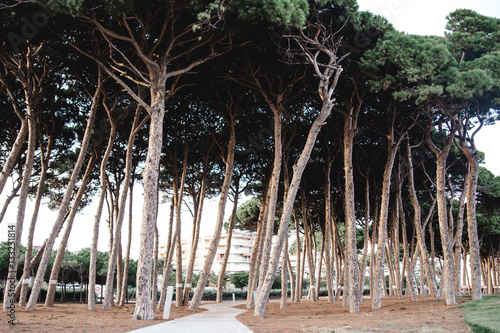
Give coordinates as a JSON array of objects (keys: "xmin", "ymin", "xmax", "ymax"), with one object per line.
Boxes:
[
  {"xmin": 0, "ymin": 302, "xmax": 205, "ymax": 333},
  {"xmin": 236, "ymin": 296, "xmax": 472, "ymax": 333},
  {"xmin": 0, "ymin": 296, "xmax": 472, "ymax": 333}
]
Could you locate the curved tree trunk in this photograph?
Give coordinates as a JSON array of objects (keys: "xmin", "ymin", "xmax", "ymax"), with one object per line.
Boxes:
[
  {"xmin": 372, "ymin": 141, "xmax": 401, "ymax": 309},
  {"xmin": 88, "ymin": 113, "xmax": 119, "ymax": 309},
  {"xmin": 174, "ymin": 144, "xmax": 189, "ymax": 308},
  {"xmin": 254, "ymin": 77, "xmax": 337, "ymax": 316},
  {"xmin": 246, "ymin": 193, "xmax": 267, "ymax": 309},
  {"xmin": 453, "ymin": 174, "xmax": 468, "ymax": 295},
  {"xmin": 0, "ymin": 119, "xmax": 27, "ymax": 198},
  {"xmin": 26, "ymin": 71, "xmax": 102, "ymax": 311},
  {"xmin": 216, "ymin": 182, "xmax": 239, "ymax": 303},
  {"xmin": 2, "ymin": 96, "xmax": 36, "ymax": 312},
  {"xmin": 183, "ymin": 172, "xmax": 208, "ymax": 306},
  {"xmin": 119, "ymin": 179, "xmax": 135, "ymax": 306},
  {"xmin": 45, "ymin": 153, "xmax": 97, "ymax": 306},
  {"xmin": 280, "ymin": 235, "xmax": 289, "ymax": 309},
  {"xmin": 157, "ymin": 196, "xmax": 175, "ymax": 309},
  {"xmin": 19, "ymin": 133, "xmax": 53, "ymax": 306},
  {"xmin": 189, "ymin": 116, "xmax": 236, "ymax": 310},
  {"xmin": 0, "ymin": 179, "xmax": 22, "ymax": 225},
  {"xmin": 257, "ymin": 108, "xmax": 282, "ymax": 290},
  {"xmin": 406, "ymin": 142, "xmax": 439, "ymax": 297}
]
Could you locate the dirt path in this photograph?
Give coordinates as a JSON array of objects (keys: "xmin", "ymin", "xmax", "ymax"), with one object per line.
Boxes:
[{"xmin": 236, "ymin": 296, "xmax": 472, "ymax": 332}]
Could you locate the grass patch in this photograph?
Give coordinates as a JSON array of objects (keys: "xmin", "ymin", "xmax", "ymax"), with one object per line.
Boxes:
[{"xmin": 458, "ymin": 295, "xmax": 500, "ymax": 333}]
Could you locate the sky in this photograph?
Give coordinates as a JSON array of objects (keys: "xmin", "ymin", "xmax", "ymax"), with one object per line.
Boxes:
[
  {"xmin": 356, "ymin": 0, "xmax": 500, "ymax": 177},
  {"xmin": 1, "ymin": 0, "xmax": 500, "ymax": 260}
]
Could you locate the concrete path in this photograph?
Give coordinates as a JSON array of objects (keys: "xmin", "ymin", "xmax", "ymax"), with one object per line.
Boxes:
[{"xmin": 126, "ymin": 301, "xmax": 253, "ymax": 333}]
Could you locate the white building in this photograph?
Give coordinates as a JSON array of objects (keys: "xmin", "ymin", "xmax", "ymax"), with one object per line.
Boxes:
[{"xmin": 160, "ymin": 230, "xmax": 256, "ymax": 275}]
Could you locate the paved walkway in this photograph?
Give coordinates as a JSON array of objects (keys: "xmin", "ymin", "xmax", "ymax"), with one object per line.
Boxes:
[{"xmin": 127, "ymin": 300, "xmax": 253, "ymax": 333}]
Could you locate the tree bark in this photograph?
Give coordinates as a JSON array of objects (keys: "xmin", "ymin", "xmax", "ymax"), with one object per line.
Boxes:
[
  {"xmin": 358, "ymin": 176, "xmax": 370, "ymax": 302},
  {"xmin": 2, "ymin": 93, "xmax": 36, "ymax": 312},
  {"xmin": 45, "ymin": 153, "xmax": 97, "ymax": 306},
  {"xmin": 216, "ymin": 182, "xmax": 239, "ymax": 303},
  {"xmin": 246, "ymin": 192, "xmax": 267, "ymax": 309},
  {"xmin": 189, "ymin": 116, "xmax": 236, "ymax": 309},
  {"xmin": 88, "ymin": 104, "xmax": 122, "ymax": 309},
  {"xmin": 132, "ymin": 87, "xmax": 166, "ymax": 320},
  {"xmin": 280, "ymin": 235, "xmax": 289, "ymax": 309},
  {"xmin": 19, "ymin": 129, "xmax": 53, "ymax": 306},
  {"xmin": 157, "ymin": 196, "xmax": 175, "ymax": 309},
  {"xmin": 119, "ymin": 178, "xmax": 135, "ymax": 306},
  {"xmin": 372, "ymin": 136, "xmax": 403, "ymax": 309},
  {"xmin": 0, "ymin": 117, "xmax": 27, "ymax": 198},
  {"xmin": 257, "ymin": 108, "xmax": 282, "ymax": 290},
  {"xmin": 406, "ymin": 141, "xmax": 440, "ymax": 297},
  {"xmin": 460, "ymin": 145, "xmax": 482, "ymax": 301},
  {"xmin": 103, "ymin": 102, "xmax": 144, "ymax": 311},
  {"xmin": 426, "ymin": 125, "xmax": 456, "ymax": 306},
  {"xmin": 324, "ymin": 159, "xmax": 334, "ymax": 303},
  {"xmin": 253, "ymin": 85, "xmax": 337, "ymax": 317},
  {"xmin": 26, "ymin": 72, "xmax": 103, "ymax": 311}
]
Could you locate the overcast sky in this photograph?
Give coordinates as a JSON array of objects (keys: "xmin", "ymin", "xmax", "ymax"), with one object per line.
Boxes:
[{"xmin": 1, "ymin": 1, "xmax": 499, "ymax": 259}]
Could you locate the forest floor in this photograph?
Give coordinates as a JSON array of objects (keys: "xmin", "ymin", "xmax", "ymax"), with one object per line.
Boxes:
[
  {"xmin": 0, "ymin": 302, "xmax": 205, "ymax": 333},
  {"xmin": 0, "ymin": 296, "xmax": 473, "ymax": 332},
  {"xmin": 236, "ymin": 296, "xmax": 473, "ymax": 332}
]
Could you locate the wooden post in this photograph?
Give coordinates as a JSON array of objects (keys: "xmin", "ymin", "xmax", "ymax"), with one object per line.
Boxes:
[{"xmin": 162, "ymin": 286, "xmax": 174, "ymax": 320}]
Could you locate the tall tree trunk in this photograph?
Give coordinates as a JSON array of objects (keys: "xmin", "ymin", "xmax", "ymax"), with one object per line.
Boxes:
[
  {"xmin": 183, "ymin": 161, "xmax": 210, "ymax": 305},
  {"xmin": 2, "ymin": 94, "xmax": 36, "ymax": 311},
  {"xmin": 253, "ymin": 82, "xmax": 337, "ymax": 317},
  {"xmin": 315, "ymin": 231, "xmax": 325, "ymax": 299},
  {"xmin": 453, "ymin": 174, "xmax": 468, "ymax": 295},
  {"xmin": 151, "ymin": 225, "xmax": 159, "ymax": 306},
  {"xmin": 19, "ymin": 132, "xmax": 53, "ymax": 306},
  {"xmin": 324, "ymin": 158, "xmax": 334, "ymax": 303},
  {"xmin": 119, "ymin": 178, "xmax": 135, "ymax": 306},
  {"xmin": 103, "ymin": 104, "xmax": 144, "ymax": 311},
  {"xmin": 302, "ymin": 192, "xmax": 317, "ymax": 302},
  {"xmin": 45, "ymin": 153, "xmax": 97, "ymax": 306},
  {"xmin": 398, "ymin": 179, "xmax": 417, "ymax": 300},
  {"xmin": 294, "ymin": 209, "xmax": 303, "ymax": 302},
  {"xmin": 358, "ymin": 176, "xmax": 370, "ymax": 302},
  {"xmin": 460, "ymin": 145, "xmax": 482, "ymax": 301},
  {"xmin": 258, "ymin": 109, "xmax": 282, "ymax": 290},
  {"xmin": 372, "ymin": 137, "xmax": 402, "ymax": 309},
  {"xmin": 26, "ymin": 72, "xmax": 103, "ymax": 311},
  {"xmin": 88, "ymin": 104, "xmax": 123, "ymax": 309},
  {"xmin": 369, "ymin": 200, "xmax": 379, "ymax": 299},
  {"xmin": 280, "ymin": 235, "xmax": 289, "ymax": 308},
  {"xmin": 157, "ymin": 196, "xmax": 175, "ymax": 309},
  {"xmin": 175, "ymin": 213, "xmax": 183, "ymax": 307},
  {"xmin": 246, "ymin": 193, "xmax": 267, "ymax": 309},
  {"xmin": 343, "ymin": 113, "xmax": 360, "ymax": 312},
  {"xmin": 132, "ymin": 85, "xmax": 166, "ymax": 320},
  {"xmin": 189, "ymin": 116, "xmax": 236, "ymax": 309},
  {"xmin": 216, "ymin": 182, "xmax": 239, "ymax": 303},
  {"xmin": 406, "ymin": 142, "xmax": 440, "ymax": 297},
  {"xmin": 427, "ymin": 126, "xmax": 456, "ymax": 306},
  {"xmin": 174, "ymin": 144, "xmax": 189, "ymax": 308}
]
